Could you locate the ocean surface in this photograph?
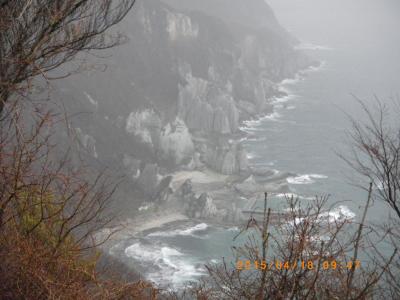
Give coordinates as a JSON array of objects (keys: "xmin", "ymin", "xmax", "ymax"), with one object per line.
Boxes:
[{"xmin": 116, "ymin": 0, "xmax": 400, "ymax": 289}]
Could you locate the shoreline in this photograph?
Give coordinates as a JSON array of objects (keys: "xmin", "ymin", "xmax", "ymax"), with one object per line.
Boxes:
[
  {"xmin": 96, "ymin": 59, "xmax": 323, "ymax": 290},
  {"xmin": 98, "ymin": 60, "xmax": 321, "ymax": 246}
]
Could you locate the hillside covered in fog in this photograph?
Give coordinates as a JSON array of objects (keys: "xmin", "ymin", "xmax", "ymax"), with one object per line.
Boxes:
[{"xmin": 57, "ymin": 0, "xmax": 314, "ymax": 218}]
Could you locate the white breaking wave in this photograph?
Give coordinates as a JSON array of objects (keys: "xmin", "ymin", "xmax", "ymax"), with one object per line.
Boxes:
[
  {"xmin": 319, "ymin": 205, "xmax": 356, "ymax": 223},
  {"xmin": 227, "ymin": 226, "xmax": 240, "ymax": 232},
  {"xmin": 301, "ymin": 61, "xmax": 327, "ymax": 74},
  {"xmin": 263, "ymin": 111, "xmax": 281, "ymax": 121},
  {"xmin": 239, "ymin": 112, "xmax": 282, "ymax": 132},
  {"xmin": 287, "ymin": 174, "xmax": 328, "ymax": 185},
  {"xmin": 125, "ymin": 243, "xmax": 183, "ymax": 263},
  {"xmin": 147, "ymin": 223, "xmax": 209, "ymax": 238},
  {"xmin": 239, "ymin": 126, "xmax": 265, "ymax": 132},
  {"xmin": 242, "ymin": 111, "xmax": 282, "ymax": 127},
  {"xmin": 242, "ymin": 118, "xmax": 263, "ymax": 127},
  {"xmin": 245, "ymin": 136, "xmax": 267, "ymax": 142},
  {"xmin": 290, "ymin": 205, "xmax": 356, "ymax": 226},
  {"xmin": 295, "ymin": 43, "xmax": 334, "ymax": 51},
  {"xmin": 271, "ymin": 94, "xmax": 297, "ymax": 104},
  {"xmin": 246, "ymin": 152, "xmax": 259, "ymax": 160},
  {"xmin": 125, "ymin": 242, "xmax": 206, "ymax": 289},
  {"xmin": 280, "ymin": 73, "xmax": 303, "ymax": 86}
]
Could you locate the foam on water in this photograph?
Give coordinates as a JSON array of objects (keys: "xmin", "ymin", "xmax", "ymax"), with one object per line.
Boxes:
[
  {"xmin": 289, "ymin": 205, "xmax": 356, "ymax": 227},
  {"xmin": 245, "ymin": 136, "xmax": 267, "ymax": 142},
  {"xmin": 147, "ymin": 223, "xmax": 209, "ymax": 238},
  {"xmin": 239, "ymin": 125, "xmax": 264, "ymax": 132},
  {"xmin": 263, "ymin": 111, "xmax": 282, "ymax": 121},
  {"xmin": 280, "ymin": 74, "xmax": 303, "ymax": 86},
  {"xmin": 125, "ymin": 243, "xmax": 182, "ymax": 263},
  {"xmin": 271, "ymin": 94, "xmax": 298, "ymax": 104},
  {"xmin": 287, "ymin": 174, "xmax": 328, "ymax": 185},
  {"xmin": 242, "ymin": 118, "xmax": 263, "ymax": 127},
  {"xmin": 246, "ymin": 152, "xmax": 259, "ymax": 160},
  {"xmin": 295, "ymin": 43, "xmax": 334, "ymax": 51},
  {"xmin": 239, "ymin": 112, "xmax": 283, "ymax": 133},
  {"xmin": 125, "ymin": 242, "xmax": 206, "ymax": 289},
  {"xmin": 319, "ymin": 205, "xmax": 356, "ymax": 223},
  {"xmin": 301, "ymin": 61, "xmax": 327, "ymax": 74},
  {"xmin": 227, "ymin": 226, "xmax": 240, "ymax": 232}
]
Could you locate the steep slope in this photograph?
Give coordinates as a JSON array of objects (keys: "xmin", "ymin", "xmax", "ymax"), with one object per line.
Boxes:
[
  {"xmin": 55, "ymin": 0, "xmax": 313, "ymax": 211},
  {"xmin": 161, "ymin": 0, "xmax": 288, "ymax": 33}
]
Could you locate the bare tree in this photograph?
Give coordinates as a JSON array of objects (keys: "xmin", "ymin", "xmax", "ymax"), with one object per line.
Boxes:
[
  {"xmin": 187, "ymin": 192, "xmax": 396, "ymax": 299},
  {"xmin": 0, "ymin": 1, "xmax": 160, "ymax": 297},
  {"xmin": 0, "ymin": 100, "xmax": 159, "ymax": 299},
  {"xmin": 342, "ymin": 96, "xmax": 400, "ymax": 218},
  {"xmin": 341, "ymin": 96, "xmax": 400, "ymax": 298},
  {"xmin": 0, "ymin": 0, "xmax": 136, "ymax": 113}
]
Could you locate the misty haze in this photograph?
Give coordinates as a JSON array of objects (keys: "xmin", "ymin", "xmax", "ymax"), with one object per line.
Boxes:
[{"xmin": 1, "ymin": 0, "xmax": 400, "ymax": 298}]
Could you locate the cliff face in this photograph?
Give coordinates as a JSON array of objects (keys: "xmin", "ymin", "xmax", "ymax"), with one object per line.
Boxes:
[
  {"xmin": 161, "ymin": 0, "xmax": 287, "ymax": 32},
  {"xmin": 57, "ymin": 0, "xmax": 312, "ymax": 208}
]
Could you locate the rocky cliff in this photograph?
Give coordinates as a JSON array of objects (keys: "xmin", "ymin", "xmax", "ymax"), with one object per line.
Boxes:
[{"xmin": 56, "ymin": 0, "xmax": 313, "ymax": 216}]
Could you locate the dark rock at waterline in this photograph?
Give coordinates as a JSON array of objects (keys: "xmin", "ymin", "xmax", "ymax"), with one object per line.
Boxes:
[
  {"xmin": 250, "ymin": 166, "xmax": 276, "ymax": 177},
  {"xmin": 137, "ymin": 164, "xmax": 159, "ymax": 198},
  {"xmin": 234, "ymin": 175, "xmax": 290, "ymax": 196}
]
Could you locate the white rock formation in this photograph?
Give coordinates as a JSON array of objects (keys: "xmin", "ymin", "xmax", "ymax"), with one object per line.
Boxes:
[
  {"xmin": 125, "ymin": 109, "xmax": 161, "ymax": 145},
  {"xmin": 159, "ymin": 118, "xmax": 194, "ymax": 164},
  {"xmin": 167, "ymin": 12, "xmax": 199, "ymax": 40}
]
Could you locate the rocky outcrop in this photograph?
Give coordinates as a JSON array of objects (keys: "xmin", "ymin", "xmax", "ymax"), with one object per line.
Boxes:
[
  {"xmin": 234, "ymin": 175, "xmax": 290, "ymax": 196},
  {"xmin": 177, "ymin": 67, "xmax": 240, "ymax": 135},
  {"xmin": 123, "ymin": 155, "xmax": 141, "ymax": 180},
  {"xmin": 166, "ymin": 11, "xmax": 199, "ymax": 41},
  {"xmin": 58, "ymin": 0, "xmax": 312, "ymax": 208},
  {"xmin": 186, "ymin": 193, "xmax": 218, "ymax": 219},
  {"xmin": 202, "ymin": 139, "xmax": 249, "ymax": 175},
  {"xmin": 162, "ymin": 0, "xmax": 289, "ymax": 34},
  {"xmin": 126, "ymin": 109, "xmax": 162, "ymax": 147},
  {"xmin": 178, "ymin": 180, "xmax": 221, "ymax": 219},
  {"xmin": 137, "ymin": 164, "xmax": 159, "ymax": 198},
  {"xmin": 159, "ymin": 118, "xmax": 194, "ymax": 164}
]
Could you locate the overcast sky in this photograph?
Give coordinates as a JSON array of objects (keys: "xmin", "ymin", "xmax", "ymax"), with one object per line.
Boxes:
[{"xmin": 267, "ymin": 0, "xmax": 400, "ymax": 47}]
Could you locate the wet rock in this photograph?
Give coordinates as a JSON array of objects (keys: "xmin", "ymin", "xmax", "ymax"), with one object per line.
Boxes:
[
  {"xmin": 185, "ymin": 192, "xmax": 219, "ymax": 219},
  {"xmin": 123, "ymin": 155, "xmax": 141, "ymax": 181},
  {"xmin": 137, "ymin": 163, "xmax": 159, "ymax": 198},
  {"xmin": 250, "ymin": 166, "xmax": 275, "ymax": 177},
  {"xmin": 234, "ymin": 175, "xmax": 260, "ymax": 196},
  {"xmin": 259, "ymin": 171, "xmax": 296, "ymax": 183},
  {"xmin": 153, "ymin": 175, "xmax": 173, "ymax": 202},
  {"xmin": 234, "ymin": 175, "xmax": 289, "ymax": 196}
]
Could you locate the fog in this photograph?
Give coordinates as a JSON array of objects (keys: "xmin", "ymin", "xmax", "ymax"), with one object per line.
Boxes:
[
  {"xmin": 6, "ymin": 0, "xmax": 400, "ymax": 293},
  {"xmin": 268, "ymin": 0, "xmax": 400, "ymax": 47}
]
